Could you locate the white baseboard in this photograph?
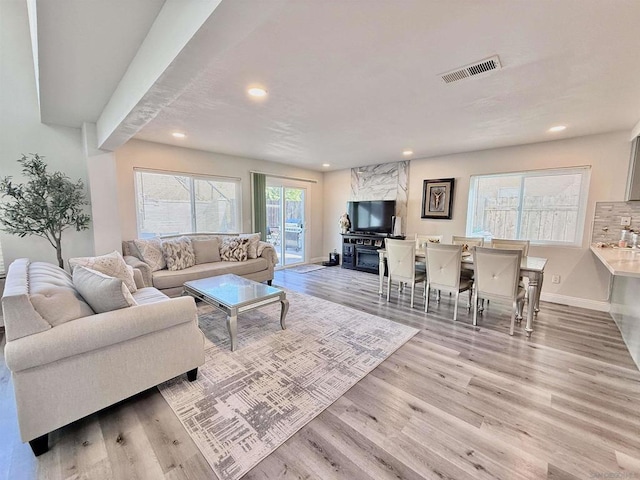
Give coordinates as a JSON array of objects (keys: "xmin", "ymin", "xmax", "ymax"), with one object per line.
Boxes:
[
  {"xmin": 310, "ymin": 256, "xmax": 325, "ymax": 264},
  {"xmin": 540, "ymin": 292, "xmax": 610, "ymax": 312}
]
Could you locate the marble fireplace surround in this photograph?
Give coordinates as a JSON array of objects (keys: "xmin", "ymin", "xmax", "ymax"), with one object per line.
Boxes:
[{"xmin": 350, "ymin": 161, "xmax": 409, "ymax": 233}]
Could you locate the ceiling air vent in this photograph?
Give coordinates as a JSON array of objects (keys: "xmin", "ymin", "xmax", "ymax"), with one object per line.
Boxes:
[{"xmin": 440, "ymin": 55, "xmax": 502, "ymax": 84}]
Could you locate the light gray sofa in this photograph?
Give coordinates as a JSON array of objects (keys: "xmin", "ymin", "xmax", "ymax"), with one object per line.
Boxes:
[
  {"xmin": 1, "ymin": 258, "xmax": 204, "ymax": 456},
  {"xmin": 122, "ymin": 233, "xmax": 278, "ymax": 297}
]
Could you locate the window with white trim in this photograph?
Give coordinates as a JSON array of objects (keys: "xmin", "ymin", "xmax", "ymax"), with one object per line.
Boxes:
[
  {"xmin": 466, "ymin": 167, "xmax": 591, "ymax": 246},
  {"xmin": 135, "ymin": 170, "xmax": 241, "ymax": 238}
]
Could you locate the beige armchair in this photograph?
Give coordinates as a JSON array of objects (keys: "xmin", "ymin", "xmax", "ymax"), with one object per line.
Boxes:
[
  {"xmin": 385, "ymin": 239, "xmax": 426, "ymax": 308},
  {"xmin": 472, "ymin": 247, "xmax": 526, "ymax": 335},
  {"xmin": 425, "ymin": 243, "xmax": 473, "ymax": 321}
]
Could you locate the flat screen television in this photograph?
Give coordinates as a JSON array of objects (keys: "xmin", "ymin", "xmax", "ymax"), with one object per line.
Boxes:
[{"xmin": 347, "ymin": 200, "xmax": 396, "ymax": 234}]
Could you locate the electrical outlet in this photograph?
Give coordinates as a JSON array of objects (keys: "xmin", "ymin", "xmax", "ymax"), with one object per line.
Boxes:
[
  {"xmin": 621, "ymin": 216, "xmax": 631, "ymax": 226},
  {"xmin": 552, "ymin": 274, "xmax": 561, "ymax": 284}
]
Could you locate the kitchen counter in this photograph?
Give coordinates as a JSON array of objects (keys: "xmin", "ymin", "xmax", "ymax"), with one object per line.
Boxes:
[
  {"xmin": 589, "ymin": 245, "xmax": 640, "ymax": 277},
  {"xmin": 591, "ymin": 245, "xmax": 640, "ymax": 370}
]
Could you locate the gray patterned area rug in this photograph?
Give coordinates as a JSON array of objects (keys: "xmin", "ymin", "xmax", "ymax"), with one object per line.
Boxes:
[{"xmin": 158, "ymin": 290, "xmax": 418, "ymax": 480}]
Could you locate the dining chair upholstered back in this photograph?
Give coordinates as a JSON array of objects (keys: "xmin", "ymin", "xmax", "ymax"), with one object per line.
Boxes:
[
  {"xmin": 425, "ymin": 243, "xmax": 462, "ymax": 290},
  {"xmin": 425, "ymin": 243, "xmax": 473, "ymax": 321},
  {"xmin": 490, "ymin": 238, "xmax": 530, "ymax": 256},
  {"xmin": 451, "ymin": 236, "xmax": 484, "ymax": 249},
  {"xmin": 451, "ymin": 236, "xmax": 484, "ymax": 281},
  {"xmin": 472, "ymin": 246, "xmax": 526, "ymax": 335},
  {"xmin": 386, "ymin": 239, "xmax": 417, "ymax": 280},
  {"xmin": 385, "ymin": 238, "xmax": 426, "ymax": 308}
]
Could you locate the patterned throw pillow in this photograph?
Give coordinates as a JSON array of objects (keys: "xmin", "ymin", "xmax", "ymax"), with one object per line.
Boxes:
[
  {"xmin": 162, "ymin": 236, "xmax": 196, "ymax": 271},
  {"xmin": 220, "ymin": 237, "xmax": 249, "ymax": 262},
  {"xmin": 69, "ymin": 251, "xmax": 137, "ymax": 293},
  {"xmin": 239, "ymin": 233, "xmax": 261, "ymax": 259},
  {"xmin": 132, "ymin": 237, "xmax": 166, "ymax": 272}
]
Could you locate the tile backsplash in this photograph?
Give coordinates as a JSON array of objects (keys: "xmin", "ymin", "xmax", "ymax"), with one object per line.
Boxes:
[{"xmin": 592, "ymin": 201, "xmax": 640, "ymax": 244}]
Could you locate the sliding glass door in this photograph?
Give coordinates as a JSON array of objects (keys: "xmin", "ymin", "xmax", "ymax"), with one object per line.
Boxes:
[{"xmin": 266, "ymin": 183, "xmax": 306, "ymax": 267}]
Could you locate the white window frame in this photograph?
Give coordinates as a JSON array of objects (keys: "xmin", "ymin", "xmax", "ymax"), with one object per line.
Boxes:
[
  {"xmin": 466, "ymin": 166, "xmax": 591, "ymax": 247},
  {"xmin": 134, "ymin": 168, "xmax": 242, "ymax": 237}
]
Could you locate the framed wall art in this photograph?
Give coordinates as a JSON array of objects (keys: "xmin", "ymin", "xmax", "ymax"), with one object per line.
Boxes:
[{"xmin": 421, "ymin": 178, "xmax": 455, "ymax": 219}]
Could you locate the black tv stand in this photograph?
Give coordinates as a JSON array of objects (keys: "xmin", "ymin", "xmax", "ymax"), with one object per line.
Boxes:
[
  {"xmin": 341, "ymin": 232, "xmax": 404, "ymax": 274},
  {"xmin": 349, "ymin": 231, "xmax": 389, "ymax": 237}
]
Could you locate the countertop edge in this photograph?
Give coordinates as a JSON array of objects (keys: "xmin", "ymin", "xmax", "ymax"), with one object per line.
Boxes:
[{"xmin": 590, "ymin": 245, "xmax": 640, "ymax": 278}]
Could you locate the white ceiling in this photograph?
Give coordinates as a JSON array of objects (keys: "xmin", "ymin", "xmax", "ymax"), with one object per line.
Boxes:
[
  {"xmin": 34, "ymin": 0, "xmax": 640, "ymax": 170},
  {"xmin": 37, "ymin": 0, "xmax": 164, "ymax": 126}
]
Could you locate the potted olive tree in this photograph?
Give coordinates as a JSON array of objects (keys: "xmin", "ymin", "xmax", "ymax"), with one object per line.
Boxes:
[{"xmin": 0, "ymin": 154, "xmax": 91, "ymax": 269}]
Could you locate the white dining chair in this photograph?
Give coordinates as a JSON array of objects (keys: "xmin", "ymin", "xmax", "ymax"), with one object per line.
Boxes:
[
  {"xmin": 491, "ymin": 238, "xmax": 530, "ymax": 291},
  {"xmin": 415, "ymin": 234, "xmax": 444, "ymax": 249},
  {"xmin": 451, "ymin": 236, "xmax": 484, "ymax": 282},
  {"xmin": 451, "ymin": 235, "xmax": 484, "ymax": 280},
  {"xmin": 451, "ymin": 236, "xmax": 484, "ymax": 250},
  {"xmin": 425, "ymin": 243, "xmax": 473, "ymax": 321},
  {"xmin": 490, "ymin": 238, "xmax": 530, "ymax": 256},
  {"xmin": 472, "ymin": 246, "xmax": 526, "ymax": 335},
  {"xmin": 385, "ymin": 238, "xmax": 426, "ymax": 308},
  {"xmin": 414, "ymin": 234, "xmax": 443, "ymax": 275}
]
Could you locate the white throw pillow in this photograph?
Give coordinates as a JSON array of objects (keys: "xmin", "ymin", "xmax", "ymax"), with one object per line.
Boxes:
[
  {"xmin": 73, "ymin": 266, "xmax": 137, "ymax": 314},
  {"xmin": 69, "ymin": 251, "xmax": 137, "ymax": 293},
  {"xmin": 132, "ymin": 237, "xmax": 166, "ymax": 272},
  {"xmin": 239, "ymin": 233, "xmax": 261, "ymax": 259}
]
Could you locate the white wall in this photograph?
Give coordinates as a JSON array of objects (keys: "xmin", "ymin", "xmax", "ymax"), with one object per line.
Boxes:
[
  {"xmin": 324, "ymin": 131, "xmax": 632, "ymax": 308},
  {"xmin": 115, "ymin": 139, "xmax": 325, "ymax": 261},
  {"xmin": 0, "ymin": 1, "xmax": 94, "ymax": 269}
]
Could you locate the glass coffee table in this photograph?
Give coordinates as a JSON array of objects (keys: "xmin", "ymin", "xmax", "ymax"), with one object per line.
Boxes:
[{"xmin": 183, "ymin": 274, "xmax": 289, "ymax": 351}]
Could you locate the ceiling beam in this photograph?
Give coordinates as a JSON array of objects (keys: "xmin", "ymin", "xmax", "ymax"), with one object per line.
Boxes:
[
  {"xmin": 97, "ymin": 0, "xmax": 287, "ymax": 151},
  {"xmin": 96, "ymin": 0, "xmax": 222, "ymax": 150},
  {"xmin": 26, "ymin": 0, "xmax": 39, "ymax": 114},
  {"xmin": 631, "ymin": 119, "xmax": 640, "ymax": 140}
]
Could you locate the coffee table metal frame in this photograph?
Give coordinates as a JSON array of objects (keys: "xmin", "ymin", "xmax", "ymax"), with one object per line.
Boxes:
[{"xmin": 183, "ymin": 274, "xmax": 289, "ymax": 351}]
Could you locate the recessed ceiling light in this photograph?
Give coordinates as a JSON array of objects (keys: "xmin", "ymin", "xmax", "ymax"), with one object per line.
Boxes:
[
  {"xmin": 172, "ymin": 132, "xmax": 186, "ymax": 138},
  {"xmin": 402, "ymin": 149, "xmax": 414, "ymax": 156},
  {"xmin": 248, "ymin": 87, "xmax": 267, "ymax": 97},
  {"xmin": 548, "ymin": 125, "xmax": 566, "ymax": 133},
  {"xmin": 322, "ymin": 163, "xmax": 330, "ymax": 167}
]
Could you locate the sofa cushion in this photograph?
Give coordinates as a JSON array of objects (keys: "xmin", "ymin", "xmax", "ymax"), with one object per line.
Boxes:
[
  {"xmin": 73, "ymin": 266, "xmax": 137, "ymax": 313},
  {"xmin": 220, "ymin": 237, "xmax": 249, "ymax": 262},
  {"xmin": 28, "ymin": 262, "xmax": 95, "ymax": 327},
  {"xmin": 4, "ymin": 296, "xmax": 197, "ymax": 372},
  {"xmin": 240, "ymin": 233, "xmax": 261, "ymax": 259},
  {"xmin": 132, "ymin": 237, "xmax": 166, "ymax": 272},
  {"xmin": 132, "ymin": 287, "xmax": 169, "ymax": 305},
  {"xmin": 152, "ymin": 258, "xmax": 269, "ymax": 290},
  {"xmin": 162, "ymin": 236, "xmax": 196, "ymax": 271},
  {"xmin": 192, "ymin": 238, "xmax": 221, "ymax": 264},
  {"xmin": 69, "ymin": 251, "xmax": 137, "ymax": 293}
]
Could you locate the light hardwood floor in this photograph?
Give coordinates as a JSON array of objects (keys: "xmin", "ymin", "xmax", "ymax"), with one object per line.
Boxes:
[{"xmin": 1, "ymin": 267, "xmax": 639, "ymax": 479}]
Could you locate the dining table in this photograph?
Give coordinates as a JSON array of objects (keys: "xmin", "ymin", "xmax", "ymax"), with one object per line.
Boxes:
[{"xmin": 377, "ymin": 249, "xmax": 548, "ymax": 337}]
